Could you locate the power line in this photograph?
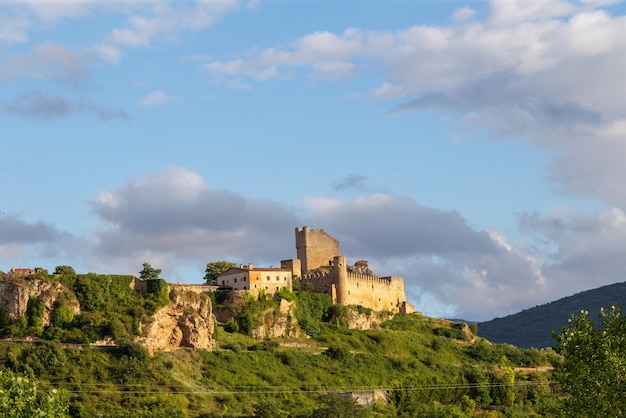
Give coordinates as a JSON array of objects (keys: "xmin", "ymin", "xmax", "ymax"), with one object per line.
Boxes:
[{"xmin": 41, "ymin": 380, "xmax": 556, "ymax": 395}]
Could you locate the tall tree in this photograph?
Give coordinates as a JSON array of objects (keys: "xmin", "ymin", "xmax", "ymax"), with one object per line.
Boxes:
[
  {"xmin": 54, "ymin": 265, "xmax": 76, "ymax": 275},
  {"xmin": 204, "ymin": 261, "xmax": 236, "ymax": 285},
  {"xmin": 554, "ymin": 306, "xmax": 626, "ymax": 417},
  {"xmin": 139, "ymin": 262, "xmax": 161, "ymax": 281}
]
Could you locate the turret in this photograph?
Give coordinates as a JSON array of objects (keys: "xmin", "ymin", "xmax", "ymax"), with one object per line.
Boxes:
[{"xmin": 333, "ymin": 255, "xmax": 348, "ymax": 304}]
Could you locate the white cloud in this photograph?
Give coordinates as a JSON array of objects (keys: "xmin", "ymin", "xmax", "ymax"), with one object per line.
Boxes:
[
  {"xmin": 90, "ymin": 166, "xmax": 299, "ymax": 264},
  {"xmin": 204, "ymin": 0, "xmax": 626, "ymax": 209},
  {"xmin": 453, "ymin": 6, "xmax": 476, "ymax": 22},
  {"xmin": 137, "ymin": 90, "xmax": 182, "ymax": 106}
]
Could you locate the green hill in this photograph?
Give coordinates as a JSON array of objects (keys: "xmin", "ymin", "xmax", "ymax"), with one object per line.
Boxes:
[
  {"xmin": 478, "ymin": 281, "xmax": 626, "ymax": 348},
  {"xmin": 0, "ymin": 272, "xmax": 561, "ymax": 417}
]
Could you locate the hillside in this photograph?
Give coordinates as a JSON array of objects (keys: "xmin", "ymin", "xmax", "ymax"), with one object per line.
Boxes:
[
  {"xmin": 478, "ymin": 281, "xmax": 626, "ymax": 348},
  {"xmin": 0, "ymin": 271, "xmax": 561, "ymax": 417}
]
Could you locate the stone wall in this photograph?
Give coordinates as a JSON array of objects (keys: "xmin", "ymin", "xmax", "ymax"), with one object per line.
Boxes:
[
  {"xmin": 296, "ymin": 255, "xmax": 414, "ymax": 314},
  {"xmin": 295, "ymin": 226, "xmax": 340, "ymax": 275}
]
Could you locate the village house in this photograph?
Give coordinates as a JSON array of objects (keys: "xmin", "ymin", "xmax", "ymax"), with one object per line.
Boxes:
[{"xmin": 216, "ymin": 264, "xmax": 292, "ymax": 296}]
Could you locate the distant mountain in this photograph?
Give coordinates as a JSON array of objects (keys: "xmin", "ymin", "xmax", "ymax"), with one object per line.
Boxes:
[{"xmin": 477, "ymin": 281, "xmax": 626, "ymax": 348}]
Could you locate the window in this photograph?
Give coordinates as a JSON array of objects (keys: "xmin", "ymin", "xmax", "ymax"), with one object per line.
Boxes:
[
  {"xmin": 243, "ymin": 277, "xmax": 246, "ymax": 282},
  {"xmin": 254, "ymin": 284, "xmax": 257, "ymax": 288},
  {"xmin": 266, "ymin": 276, "xmax": 270, "ymax": 281},
  {"xmin": 222, "ymin": 280, "xmax": 225, "ymax": 285},
  {"xmin": 234, "ymin": 278, "xmax": 237, "ymax": 283},
  {"xmin": 276, "ymin": 276, "xmax": 279, "ymax": 281}
]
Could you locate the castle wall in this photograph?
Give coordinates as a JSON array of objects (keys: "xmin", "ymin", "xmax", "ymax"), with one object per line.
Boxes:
[
  {"xmin": 295, "ymin": 226, "xmax": 340, "ymax": 275},
  {"xmin": 280, "ymin": 259, "xmax": 301, "ymax": 279},
  {"xmin": 341, "ymin": 274, "xmax": 410, "ymax": 313},
  {"xmin": 298, "ymin": 271, "xmax": 337, "ymax": 302},
  {"xmin": 297, "ymin": 256, "xmax": 413, "ymax": 313},
  {"xmin": 294, "ymin": 226, "xmax": 414, "ymax": 314}
]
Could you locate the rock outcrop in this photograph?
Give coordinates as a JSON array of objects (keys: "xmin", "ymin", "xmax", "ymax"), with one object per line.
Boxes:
[
  {"xmin": 137, "ymin": 289, "xmax": 216, "ymax": 352},
  {"xmin": 0, "ymin": 275, "xmax": 79, "ymax": 325},
  {"xmin": 331, "ymin": 307, "xmax": 393, "ymax": 330},
  {"xmin": 251, "ymin": 299, "xmax": 302, "ymax": 339}
]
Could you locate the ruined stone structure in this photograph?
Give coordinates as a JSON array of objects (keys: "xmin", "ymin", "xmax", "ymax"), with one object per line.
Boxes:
[
  {"xmin": 283, "ymin": 227, "xmax": 414, "ymax": 314},
  {"xmin": 295, "ymin": 226, "xmax": 340, "ymax": 273}
]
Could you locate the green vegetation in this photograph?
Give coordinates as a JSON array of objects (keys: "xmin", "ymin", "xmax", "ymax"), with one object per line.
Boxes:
[
  {"xmin": 554, "ymin": 306, "xmax": 626, "ymax": 417},
  {"xmin": 0, "ymin": 273, "xmax": 171, "ymax": 345},
  {"xmin": 479, "ymin": 281, "xmax": 626, "ymax": 348},
  {"xmin": 0, "ymin": 272, "xmax": 568, "ymax": 417},
  {"xmin": 0, "ymin": 369, "xmax": 68, "ymax": 417},
  {"xmin": 204, "ymin": 261, "xmax": 237, "ymax": 285},
  {"xmin": 139, "ymin": 262, "xmax": 162, "ymax": 281}
]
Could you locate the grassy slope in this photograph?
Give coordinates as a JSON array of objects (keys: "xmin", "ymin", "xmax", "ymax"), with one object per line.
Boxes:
[
  {"xmin": 0, "ymin": 274, "xmax": 561, "ymax": 417},
  {"xmin": 0, "ymin": 314, "xmax": 559, "ymax": 417}
]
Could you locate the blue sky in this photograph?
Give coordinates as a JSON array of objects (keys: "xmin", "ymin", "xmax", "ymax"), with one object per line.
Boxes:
[{"xmin": 3, "ymin": 0, "xmax": 626, "ymax": 321}]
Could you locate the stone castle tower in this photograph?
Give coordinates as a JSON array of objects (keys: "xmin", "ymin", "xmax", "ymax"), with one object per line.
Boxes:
[
  {"xmin": 294, "ymin": 226, "xmax": 340, "ymax": 275},
  {"xmin": 283, "ymin": 226, "xmax": 414, "ymax": 314}
]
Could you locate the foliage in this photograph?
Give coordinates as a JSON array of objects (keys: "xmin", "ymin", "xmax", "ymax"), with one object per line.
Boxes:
[
  {"xmin": 26, "ymin": 296, "xmax": 45, "ymax": 336},
  {"xmin": 54, "ymin": 265, "xmax": 76, "ymax": 276},
  {"xmin": 51, "ymin": 301, "xmax": 75, "ymax": 329},
  {"xmin": 139, "ymin": 262, "xmax": 161, "ymax": 281},
  {"xmin": 145, "ymin": 279, "xmax": 170, "ymax": 309},
  {"xmin": 0, "ymin": 370, "xmax": 68, "ymax": 417},
  {"xmin": 33, "ymin": 267, "xmax": 48, "ymax": 276},
  {"xmin": 554, "ymin": 306, "xmax": 626, "ymax": 417},
  {"xmin": 294, "ymin": 292, "xmax": 332, "ymax": 336},
  {"xmin": 311, "ymin": 393, "xmax": 369, "ymax": 418},
  {"xmin": 204, "ymin": 261, "xmax": 236, "ymax": 285},
  {"xmin": 0, "ymin": 306, "xmax": 12, "ymax": 336},
  {"xmin": 224, "ymin": 317, "xmax": 240, "ymax": 333},
  {"xmin": 433, "ymin": 326, "xmax": 467, "ymax": 341}
]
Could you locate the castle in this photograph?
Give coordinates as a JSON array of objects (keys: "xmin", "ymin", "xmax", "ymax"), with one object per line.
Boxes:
[{"xmin": 281, "ymin": 226, "xmax": 414, "ymax": 314}]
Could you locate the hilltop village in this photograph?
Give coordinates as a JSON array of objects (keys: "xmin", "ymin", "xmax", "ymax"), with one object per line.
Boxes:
[{"xmin": 214, "ymin": 226, "xmax": 415, "ymax": 314}]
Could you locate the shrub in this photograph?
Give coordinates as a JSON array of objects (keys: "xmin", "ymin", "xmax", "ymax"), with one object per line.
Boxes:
[
  {"xmin": 433, "ymin": 327, "xmax": 466, "ymax": 340},
  {"xmin": 51, "ymin": 302, "xmax": 74, "ymax": 329},
  {"xmin": 26, "ymin": 296, "xmax": 45, "ymax": 336},
  {"xmin": 224, "ymin": 318, "xmax": 240, "ymax": 333}
]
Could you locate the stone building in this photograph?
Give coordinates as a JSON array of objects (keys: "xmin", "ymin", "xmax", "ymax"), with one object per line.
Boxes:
[
  {"xmin": 216, "ymin": 264, "xmax": 292, "ymax": 296},
  {"xmin": 282, "ymin": 227, "xmax": 414, "ymax": 314}
]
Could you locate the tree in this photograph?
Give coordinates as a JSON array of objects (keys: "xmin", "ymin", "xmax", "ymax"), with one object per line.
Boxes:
[
  {"xmin": 54, "ymin": 265, "xmax": 76, "ymax": 275},
  {"xmin": 139, "ymin": 263, "xmax": 161, "ymax": 281},
  {"xmin": 204, "ymin": 261, "xmax": 236, "ymax": 285},
  {"xmin": 0, "ymin": 370, "xmax": 68, "ymax": 417},
  {"xmin": 554, "ymin": 306, "xmax": 626, "ymax": 417},
  {"xmin": 33, "ymin": 267, "xmax": 48, "ymax": 276},
  {"xmin": 312, "ymin": 393, "xmax": 368, "ymax": 418}
]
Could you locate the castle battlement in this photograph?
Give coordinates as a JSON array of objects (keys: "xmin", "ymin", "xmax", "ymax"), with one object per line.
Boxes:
[{"xmin": 293, "ymin": 227, "xmax": 414, "ymax": 314}]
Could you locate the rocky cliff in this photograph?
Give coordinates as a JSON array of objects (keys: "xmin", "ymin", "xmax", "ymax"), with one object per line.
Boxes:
[
  {"xmin": 137, "ymin": 289, "xmax": 216, "ymax": 352},
  {"xmin": 251, "ymin": 299, "xmax": 302, "ymax": 339},
  {"xmin": 0, "ymin": 275, "xmax": 79, "ymax": 325}
]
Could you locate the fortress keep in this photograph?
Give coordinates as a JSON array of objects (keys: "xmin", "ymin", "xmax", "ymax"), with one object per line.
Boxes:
[{"xmin": 282, "ymin": 227, "xmax": 414, "ymax": 314}]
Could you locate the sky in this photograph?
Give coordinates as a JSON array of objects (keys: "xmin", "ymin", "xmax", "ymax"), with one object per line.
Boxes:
[{"xmin": 2, "ymin": 0, "xmax": 626, "ymax": 321}]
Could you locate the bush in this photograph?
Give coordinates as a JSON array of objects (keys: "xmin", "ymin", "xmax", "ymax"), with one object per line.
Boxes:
[
  {"xmin": 224, "ymin": 318, "xmax": 240, "ymax": 333},
  {"xmin": 26, "ymin": 296, "xmax": 45, "ymax": 336},
  {"xmin": 51, "ymin": 302, "xmax": 74, "ymax": 329},
  {"xmin": 294, "ymin": 292, "xmax": 332, "ymax": 336},
  {"xmin": 433, "ymin": 327, "xmax": 466, "ymax": 340}
]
